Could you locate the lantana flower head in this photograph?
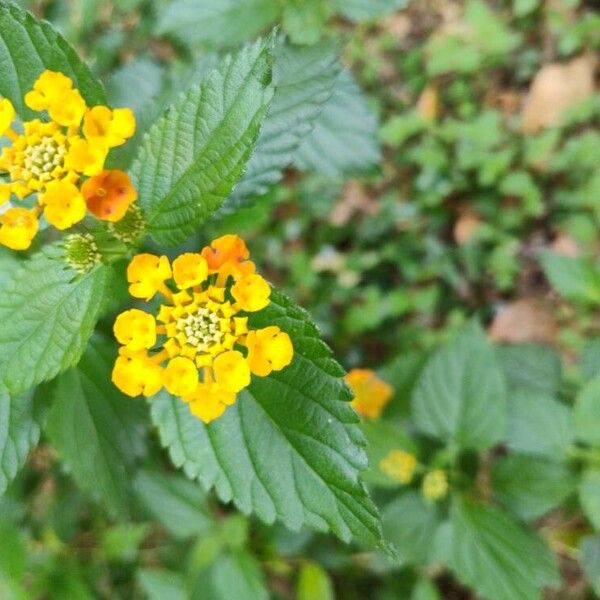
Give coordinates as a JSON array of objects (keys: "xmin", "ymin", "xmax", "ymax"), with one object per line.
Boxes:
[
  {"xmin": 112, "ymin": 234, "xmax": 294, "ymax": 423},
  {"xmin": 379, "ymin": 449, "xmax": 418, "ymax": 484},
  {"xmin": 346, "ymin": 368, "xmax": 393, "ymax": 419},
  {"xmin": 0, "ymin": 70, "xmax": 137, "ymax": 250}
]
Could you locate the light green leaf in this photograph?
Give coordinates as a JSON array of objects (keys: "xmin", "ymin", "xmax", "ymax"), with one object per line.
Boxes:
[
  {"xmin": 506, "ymin": 390, "xmax": 572, "ymax": 458},
  {"xmin": 449, "ymin": 497, "xmax": 559, "ymax": 600},
  {"xmin": 150, "ymin": 290, "xmax": 382, "ymax": 546},
  {"xmin": 297, "ymin": 562, "xmax": 334, "ymax": 600},
  {"xmin": 361, "ymin": 421, "xmax": 418, "ymax": 487},
  {"xmin": 581, "ymin": 534, "xmax": 600, "ymax": 595},
  {"xmin": 382, "ymin": 492, "xmax": 442, "ymax": 566},
  {"xmin": 496, "ymin": 344, "xmax": 561, "ymax": 396},
  {"xmin": 46, "ymin": 336, "xmax": 146, "ymax": 516},
  {"xmin": 0, "ymin": 387, "xmax": 42, "ymax": 495},
  {"xmin": 156, "ymin": 0, "xmax": 280, "ymax": 50},
  {"xmin": 540, "ymin": 250, "xmax": 600, "ymax": 305},
  {"xmin": 282, "ymin": 0, "xmax": 331, "ymax": 45},
  {"xmin": 0, "ymin": 2, "xmax": 105, "ymax": 118},
  {"xmin": 492, "ymin": 454, "xmax": 574, "ymax": 521},
  {"xmin": 0, "ymin": 248, "xmax": 111, "ymax": 395},
  {"xmin": 295, "ymin": 69, "xmax": 380, "ymax": 177},
  {"xmin": 137, "ymin": 570, "xmax": 187, "ymax": 600},
  {"xmin": 411, "ymin": 578, "xmax": 441, "ymax": 600},
  {"xmin": 192, "ymin": 551, "xmax": 268, "ymax": 600},
  {"xmin": 131, "ymin": 38, "xmax": 274, "ymax": 245},
  {"xmin": 333, "ymin": 0, "xmax": 408, "ymax": 22},
  {"xmin": 412, "ymin": 322, "xmax": 507, "ymax": 451},
  {"xmin": 134, "ymin": 469, "xmax": 213, "ymax": 539},
  {"xmin": 221, "ymin": 39, "xmax": 341, "ymax": 213},
  {"xmin": 580, "ymin": 469, "xmax": 600, "ymax": 530},
  {"xmin": 573, "ymin": 377, "xmax": 600, "ymax": 446}
]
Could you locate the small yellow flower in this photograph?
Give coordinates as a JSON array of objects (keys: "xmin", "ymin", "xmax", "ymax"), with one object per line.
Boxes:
[
  {"xmin": 346, "ymin": 369, "xmax": 393, "ymax": 419},
  {"xmin": 0, "ymin": 70, "xmax": 137, "ymax": 250},
  {"xmin": 422, "ymin": 469, "xmax": 449, "ymax": 501},
  {"xmin": 41, "ymin": 180, "xmax": 86, "ymax": 230},
  {"xmin": 379, "ymin": 450, "xmax": 417, "ymax": 484},
  {"xmin": 112, "ymin": 235, "xmax": 294, "ymax": 423},
  {"xmin": 232, "ymin": 274, "xmax": 271, "ymax": 312},
  {"xmin": 113, "ymin": 309, "xmax": 157, "ymax": 351},
  {"xmin": 112, "ymin": 348, "xmax": 163, "ymax": 397},
  {"xmin": 0, "ymin": 207, "xmax": 39, "ymax": 250}
]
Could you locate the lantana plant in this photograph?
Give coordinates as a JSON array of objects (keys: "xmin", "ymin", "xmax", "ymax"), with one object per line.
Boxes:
[{"xmin": 0, "ymin": 2, "xmax": 385, "ymax": 558}]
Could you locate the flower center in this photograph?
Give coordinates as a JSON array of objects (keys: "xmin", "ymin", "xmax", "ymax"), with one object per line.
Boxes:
[
  {"xmin": 176, "ymin": 307, "xmax": 224, "ymax": 353},
  {"xmin": 20, "ymin": 136, "xmax": 66, "ymax": 182}
]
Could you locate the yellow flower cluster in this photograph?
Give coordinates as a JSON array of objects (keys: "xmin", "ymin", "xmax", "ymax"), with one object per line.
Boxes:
[
  {"xmin": 112, "ymin": 235, "xmax": 294, "ymax": 423},
  {"xmin": 422, "ymin": 469, "xmax": 449, "ymax": 502},
  {"xmin": 380, "ymin": 450, "xmax": 417, "ymax": 484},
  {"xmin": 0, "ymin": 70, "xmax": 137, "ymax": 250},
  {"xmin": 346, "ymin": 368, "xmax": 393, "ymax": 419}
]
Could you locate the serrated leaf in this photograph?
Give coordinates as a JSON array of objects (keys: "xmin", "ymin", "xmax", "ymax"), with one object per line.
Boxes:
[
  {"xmin": 46, "ymin": 336, "xmax": 146, "ymax": 516},
  {"xmin": 0, "ymin": 248, "xmax": 111, "ymax": 395},
  {"xmin": 332, "ymin": 0, "xmax": 408, "ymax": 22},
  {"xmin": 156, "ymin": 0, "xmax": 280, "ymax": 50},
  {"xmin": 506, "ymin": 389, "xmax": 572, "ymax": 458},
  {"xmin": 382, "ymin": 492, "xmax": 442, "ymax": 565},
  {"xmin": 492, "ymin": 454, "xmax": 574, "ymax": 521},
  {"xmin": 220, "ymin": 39, "xmax": 341, "ymax": 213},
  {"xmin": 0, "ymin": 387, "xmax": 42, "ymax": 495},
  {"xmin": 540, "ymin": 250, "xmax": 600, "ymax": 305},
  {"xmin": 412, "ymin": 322, "xmax": 507, "ymax": 451},
  {"xmin": 579, "ymin": 469, "xmax": 600, "ymax": 530},
  {"xmin": 294, "ymin": 69, "xmax": 380, "ymax": 177},
  {"xmin": 573, "ymin": 377, "xmax": 600, "ymax": 446},
  {"xmin": 131, "ymin": 38, "xmax": 274, "ymax": 246},
  {"xmin": 0, "ymin": 3, "xmax": 105, "ymax": 118},
  {"xmin": 134, "ymin": 469, "xmax": 213, "ymax": 539},
  {"xmin": 449, "ymin": 497, "xmax": 559, "ymax": 600},
  {"xmin": 150, "ymin": 290, "xmax": 382, "ymax": 546}
]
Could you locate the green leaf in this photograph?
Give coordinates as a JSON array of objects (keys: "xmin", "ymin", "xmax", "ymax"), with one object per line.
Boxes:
[
  {"xmin": 540, "ymin": 250, "xmax": 600, "ymax": 305},
  {"xmin": 192, "ymin": 551, "xmax": 268, "ymax": 600},
  {"xmin": 282, "ymin": 0, "xmax": 331, "ymax": 45},
  {"xmin": 46, "ymin": 336, "xmax": 146, "ymax": 516},
  {"xmin": 150, "ymin": 289, "xmax": 382, "ymax": 546},
  {"xmin": 0, "ymin": 2, "xmax": 105, "ymax": 118},
  {"xmin": 573, "ymin": 377, "xmax": 600, "ymax": 446},
  {"xmin": 0, "ymin": 387, "xmax": 42, "ymax": 495},
  {"xmin": 378, "ymin": 352, "xmax": 428, "ymax": 418},
  {"xmin": 496, "ymin": 344, "xmax": 561, "ymax": 396},
  {"xmin": 131, "ymin": 38, "xmax": 274, "ymax": 246},
  {"xmin": 382, "ymin": 492, "xmax": 442, "ymax": 565},
  {"xmin": 492, "ymin": 454, "xmax": 574, "ymax": 521},
  {"xmin": 156, "ymin": 0, "xmax": 280, "ymax": 50},
  {"xmin": 579, "ymin": 469, "xmax": 600, "ymax": 530},
  {"xmin": 360, "ymin": 421, "xmax": 417, "ymax": 488},
  {"xmin": 297, "ymin": 562, "xmax": 334, "ymax": 600},
  {"xmin": 506, "ymin": 390, "xmax": 572, "ymax": 458},
  {"xmin": 333, "ymin": 0, "xmax": 408, "ymax": 22},
  {"xmin": 0, "ymin": 248, "xmax": 111, "ymax": 395},
  {"xmin": 412, "ymin": 322, "xmax": 507, "ymax": 451},
  {"xmin": 221, "ymin": 39, "xmax": 341, "ymax": 213},
  {"xmin": 581, "ymin": 534, "xmax": 600, "ymax": 595},
  {"xmin": 134, "ymin": 469, "xmax": 213, "ymax": 539},
  {"xmin": 294, "ymin": 69, "xmax": 380, "ymax": 177},
  {"xmin": 137, "ymin": 570, "xmax": 186, "ymax": 600},
  {"xmin": 411, "ymin": 578, "xmax": 441, "ymax": 600},
  {"xmin": 449, "ymin": 497, "xmax": 559, "ymax": 600}
]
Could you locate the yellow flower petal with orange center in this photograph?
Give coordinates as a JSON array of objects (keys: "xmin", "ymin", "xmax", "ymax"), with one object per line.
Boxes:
[
  {"xmin": 0, "ymin": 207, "xmax": 38, "ymax": 250},
  {"xmin": 41, "ymin": 179, "xmax": 86, "ymax": 230},
  {"xmin": 127, "ymin": 254, "xmax": 172, "ymax": 300},
  {"xmin": 201, "ymin": 234, "xmax": 256, "ymax": 280},
  {"xmin": 113, "ymin": 309, "xmax": 156, "ymax": 351},
  {"xmin": 213, "ymin": 350, "xmax": 251, "ymax": 392},
  {"xmin": 112, "ymin": 349, "xmax": 163, "ymax": 397},
  {"xmin": 163, "ymin": 357, "xmax": 199, "ymax": 397},
  {"xmin": 172, "ymin": 253, "xmax": 209, "ymax": 289},
  {"xmin": 244, "ymin": 326, "xmax": 293, "ymax": 377},
  {"xmin": 83, "ymin": 106, "xmax": 135, "ymax": 147},
  {"xmin": 184, "ymin": 382, "xmax": 233, "ymax": 423},
  {"xmin": 346, "ymin": 369, "xmax": 392, "ymax": 419},
  {"xmin": 231, "ymin": 273, "xmax": 271, "ymax": 312}
]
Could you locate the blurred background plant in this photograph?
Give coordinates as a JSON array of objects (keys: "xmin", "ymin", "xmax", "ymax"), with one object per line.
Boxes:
[{"xmin": 3, "ymin": 0, "xmax": 600, "ymax": 597}]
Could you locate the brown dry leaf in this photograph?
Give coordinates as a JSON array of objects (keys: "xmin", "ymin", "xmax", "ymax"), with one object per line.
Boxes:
[
  {"xmin": 488, "ymin": 298, "xmax": 557, "ymax": 344},
  {"xmin": 416, "ymin": 85, "xmax": 439, "ymax": 122},
  {"xmin": 521, "ymin": 53, "xmax": 598, "ymax": 133},
  {"xmin": 330, "ymin": 180, "xmax": 378, "ymax": 226},
  {"xmin": 454, "ymin": 211, "xmax": 482, "ymax": 245},
  {"xmin": 551, "ymin": 233, "xmax": 580, "ymax": 258}
]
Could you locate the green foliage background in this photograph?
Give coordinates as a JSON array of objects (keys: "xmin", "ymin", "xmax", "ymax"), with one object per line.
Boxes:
[{"xmin": 1, "ymin": 0, "xmax": 600, "ymax": 598}]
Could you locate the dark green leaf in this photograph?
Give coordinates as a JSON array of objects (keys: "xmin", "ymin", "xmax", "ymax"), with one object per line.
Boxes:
[
  {"xmin": 449, "ymin": 497, "xmax": 559, "ymax": 600},
  {"xmin": 294, "ymin": 69, "xmax": 380, "ymax": 177},
  {"xmin": 0, "ymin": 2, "xmax": 105, "ymax": 118},
  {"xmin": 131, "ymin": 38, "xmax": 274, "ymax": 245},
  {"xmin": 412, "ymin": 322, "xmax": 507, "ymax": 451},
  {"xmin": 150, "ymin": 290, "xmax": 382, "ymax": 546},
  {"xmin": 46, "ymin": 336, "xmax": 146, "ymax": 516},
  {"xmin": 0, "ymin": 248, "xmax": 111, "ymax": 395},
  {"xmin": 492, "ymin": 454, "xmax": 574, "ymax": 521}
]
